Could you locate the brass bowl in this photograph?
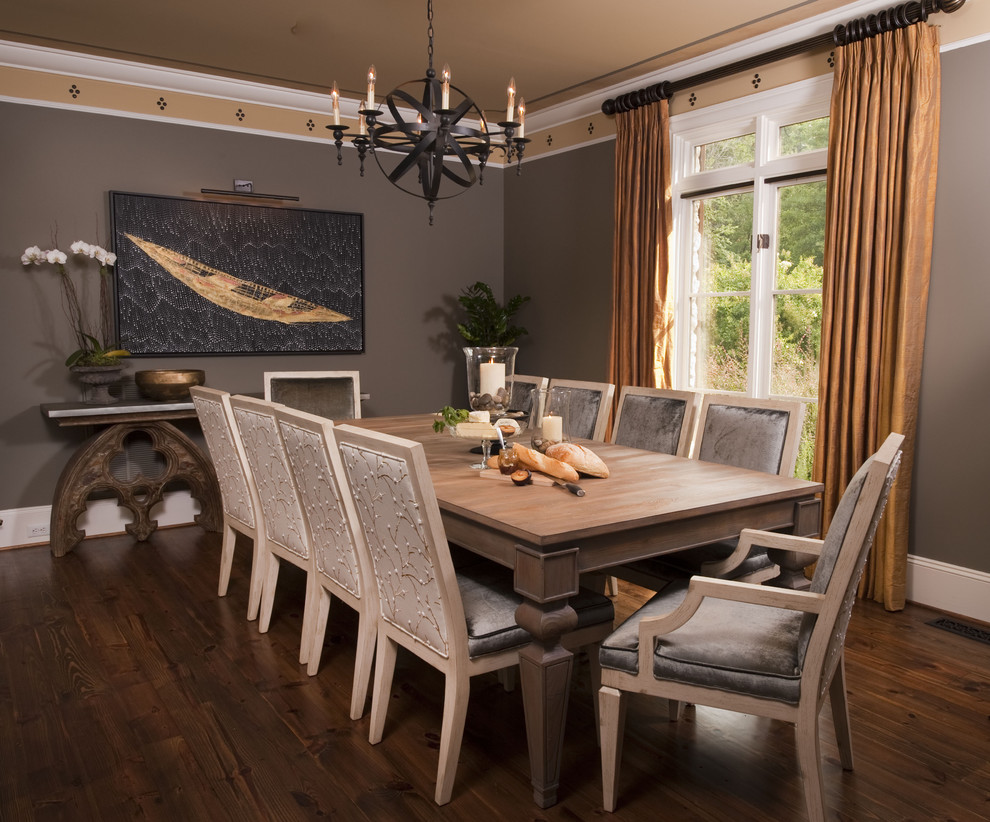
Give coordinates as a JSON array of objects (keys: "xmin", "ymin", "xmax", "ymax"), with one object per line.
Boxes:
[{"xmin": 135, "ymin": 369, "xmax": 206, "ymax": 401}]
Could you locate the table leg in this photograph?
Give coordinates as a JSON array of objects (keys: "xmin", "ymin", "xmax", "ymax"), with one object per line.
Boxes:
[
  {"xmin": 50, "ymin": 420, "xmax": 222, "ymax": 557},
  {"xmin": 513, "ymin": 545, "xmax": 581, "ymax": 808}
]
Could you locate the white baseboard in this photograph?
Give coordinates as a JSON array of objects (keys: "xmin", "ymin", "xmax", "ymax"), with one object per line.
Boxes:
[
  {"xmin": 906, "ymin": 555, "xmax": 990, "ymax": 625},
  {"xmin": 0, "ymin": 491, "xmax": 201, "ymax": 550}
]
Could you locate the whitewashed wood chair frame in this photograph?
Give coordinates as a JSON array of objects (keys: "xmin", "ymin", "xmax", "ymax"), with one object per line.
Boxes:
[
  {"xmin": 275, "ymin": 405, "xmax": 379, "ymax": 719},
  {"xmin": 190, "ymin": 386, "xmax": 266, "ymax": 621},
  {"xmin": 610, "ymin": 386, "xmax": 700, "ymax": 457},
  {"xmin": 334, "ymin": 423, "xmax": 614, "ymax": 804},
  {"xmin": 264, "ymin": 370, "xmax": 362, "ymax": 420},
  {"xmin": 334, "ymin": 423, "xmax": 523, "ymax": 804},
  {"xmin": 547, "ymin": 378, "xmax": 616, "ymax": 442},
  {"xmin": 229, "ymin": 395, "xmax": 316, "ymax": 665},
  {"xmin": 599, "ymin": 433, "xmax": 904, "ymax": 822}
]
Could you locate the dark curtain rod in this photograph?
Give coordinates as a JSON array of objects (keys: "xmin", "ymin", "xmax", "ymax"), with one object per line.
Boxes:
[{"xmin": 601, "ymin": 0, "xmax": 966, "ymax": 115}]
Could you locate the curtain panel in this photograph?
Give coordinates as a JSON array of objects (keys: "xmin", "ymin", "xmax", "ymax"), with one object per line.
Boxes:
[
  {"xmin": 816, "ymin": 22, "xmax": 940, "ymax": 610},
  {"xmin": 609, "ymin": 101, "xmax": 674, "ymax": 391}
]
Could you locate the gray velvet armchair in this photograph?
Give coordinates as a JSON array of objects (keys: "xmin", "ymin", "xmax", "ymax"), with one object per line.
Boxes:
[{"xmin": 599, "ymin": 432, "xmax": 904, "ymax": 821}]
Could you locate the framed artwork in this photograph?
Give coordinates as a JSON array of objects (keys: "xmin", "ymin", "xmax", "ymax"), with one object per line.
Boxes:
[{"xmin": 110, "ymin": 191, "xmax": 364, "ymax": 355}]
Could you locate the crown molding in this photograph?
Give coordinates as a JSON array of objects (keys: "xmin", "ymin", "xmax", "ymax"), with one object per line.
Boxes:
[{"xmin": 525, "ymin": 0, "xmax": 943, "ymax": 133}]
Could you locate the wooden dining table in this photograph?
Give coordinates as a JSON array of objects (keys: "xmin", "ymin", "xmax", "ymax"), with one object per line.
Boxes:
[{"xmin": 346, "ymin": 414, "xmax": 823, "ymax": 808}]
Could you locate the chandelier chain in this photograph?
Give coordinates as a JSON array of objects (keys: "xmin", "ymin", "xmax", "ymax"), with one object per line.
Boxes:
[{"xmin": 427, "ymin": 0, "xmax": 434, "ymax": 71}]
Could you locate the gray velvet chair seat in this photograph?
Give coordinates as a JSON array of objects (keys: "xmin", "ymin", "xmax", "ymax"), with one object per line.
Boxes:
[
  {"xmin": 458, "ymin": 561, "xmax": 614, "ymax": 658},
  {"xmin": 600, "ymin": 580, "xmax": 806, "ymax": 704}
]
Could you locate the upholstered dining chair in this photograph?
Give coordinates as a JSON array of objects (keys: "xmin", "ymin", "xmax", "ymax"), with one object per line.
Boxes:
[
  {"xmin": 599, "ymin": 432, "xmax": 903, "ymax": 821},
  {"xmin": 610, "ymin": 386, "xmax": 700, "ymax": 457},
  {"xmin": 509, "ymin": 373, "xmax": 548, "ymax": 415},
  {"xmin": 547, "ymin": 378, "xmax": 615, "ymax": 441},
  {"xmin": 616, "ymin": 394, "xmax": 806, "ymax": 589},
  {"xmin": 229, "ymin": 395, "xmax": 316, "ymax": 665},
  {"xmin": 190, "ymin": 386, "xmax": 266, "ymax": 621},
  {"xmin": 333, "ymin": 423, "xmax": 615, "ymax": 805},
  {"xmin": 275, "ymin": 406, "xmax": 378, "ymax": 719},
  {"xmin": 264, "ymin": 370, "xmax": 362, "ymax": 420}
]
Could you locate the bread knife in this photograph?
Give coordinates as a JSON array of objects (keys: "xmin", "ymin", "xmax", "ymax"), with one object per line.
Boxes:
[{"xmin": 552, "ymin": 477, "xmax": 585, "ymax": 496}]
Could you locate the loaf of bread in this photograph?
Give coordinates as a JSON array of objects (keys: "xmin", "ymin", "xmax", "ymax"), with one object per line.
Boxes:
[
  {"xmin": 545, "ymin": 442, "xmax": 610, "ymax": 478},
  {"xmin": 511, "ymin": 443, "xmax": 580, "ymax": 483}
]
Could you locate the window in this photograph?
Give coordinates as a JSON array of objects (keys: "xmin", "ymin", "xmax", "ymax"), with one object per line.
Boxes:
[{"xmin": 669, "ymin": 78, "xmax": 831, "ymax": 478}]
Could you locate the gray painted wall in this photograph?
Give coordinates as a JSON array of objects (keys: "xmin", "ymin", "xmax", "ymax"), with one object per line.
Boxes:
[
  {"xmin": 1, "ymin": 102, "xmax": 503, "ymax": 509},
  {"xmin": 503, "ymin": 140, "xmax": 615, "ymax": 383},
  {"xmin": 912, "ymin": 40, "xmax": 990, "ymax": 572}
]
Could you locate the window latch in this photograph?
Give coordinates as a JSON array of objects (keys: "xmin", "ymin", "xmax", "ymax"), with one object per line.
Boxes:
[{"xmin": 756, "ymin": 233, "xmax": 770, "ymax": 249}]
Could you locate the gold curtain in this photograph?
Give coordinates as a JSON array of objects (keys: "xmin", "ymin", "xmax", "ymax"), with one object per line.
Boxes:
[
  {"xmin": 815, "ymin": 23, "xmax": 941, "ymax": 610},
  {"xmin": 609, "ymin": 101, "xmax": 674, "ymax": 391}
]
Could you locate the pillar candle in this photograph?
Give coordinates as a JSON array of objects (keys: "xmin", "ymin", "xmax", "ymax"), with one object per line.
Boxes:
[
  {"xmin": 542, "ymin": 414, "xmax": 563, "ymax": 443},
  {"xmin": 479, "ymin": 361, "xmax": 505, "ymax": 398}
]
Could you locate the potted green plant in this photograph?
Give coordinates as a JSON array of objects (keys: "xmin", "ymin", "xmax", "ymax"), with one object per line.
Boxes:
[
  {"xmin": 456, "ymin": 281, "xmax": 530, "ymax": 413},
  {"xmin": 456, "ymin": 281, "xmax": 530, "ymax": 347},
  {"xmin": 21, "ymin": 241, "xmax": 130, "ymax": 403}
]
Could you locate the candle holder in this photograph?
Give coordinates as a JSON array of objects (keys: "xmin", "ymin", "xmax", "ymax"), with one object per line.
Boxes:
[
  {"xmin": 528, "ymin": 387, "xmax": 571, "ymax": 453},
  {"xmin": 463, "ymin": 346, "xmax": 517, "ymax": 414}
]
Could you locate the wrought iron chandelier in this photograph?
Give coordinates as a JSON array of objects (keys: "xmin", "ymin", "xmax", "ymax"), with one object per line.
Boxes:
[{"xmin": 327, "ymin": 0, "xmax": 528, "ymax": 224}]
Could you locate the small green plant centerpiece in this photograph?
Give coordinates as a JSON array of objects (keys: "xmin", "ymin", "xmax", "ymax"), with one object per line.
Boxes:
[
  {"xmin": 22, "ymin": 241, "xmax": 130, "ymax": 402},
  {"xmin": 456, "ymin": 282, "xmax": 530, "ymax": 414}
]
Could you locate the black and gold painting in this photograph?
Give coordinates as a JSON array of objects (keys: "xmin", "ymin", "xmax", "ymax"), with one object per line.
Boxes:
[{"xmin": 110, "ymin": 192, "xmax": 364, "ymax": 355}]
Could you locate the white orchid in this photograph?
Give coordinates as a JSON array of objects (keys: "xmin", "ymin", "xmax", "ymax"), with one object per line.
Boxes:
[
  {"xmin": 19, "ymin": 238, "xmax": 128, "ymax": 367},
  {"xmin": 21, "ymin": 245, "xmax": 45, "ymax": 264}
]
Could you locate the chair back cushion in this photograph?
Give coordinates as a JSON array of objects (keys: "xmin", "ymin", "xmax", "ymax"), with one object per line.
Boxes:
[
  {"xmin": 613, "ymin": 393, "xmax": 688, "ymax": 455},
  {"xmin": 277, "ymin": 407, "xmax": 365, "ymax": 599},
  {"xmin": 563, "ymin": 387, "xmax": 605, "ymax": 441},
  {"xmin": 509, "ymin": 376, "xmax": 546, "ymax": 415},
  {"xmin": 230, "ymin": 396, "xmax": 309, "ymax": 560},
  {"xmin": 335, "ymin": 425, "xmax": 457, "ymax": 658},
  {"xmin": 190, "ymin": 386, "xmax": 256, "ymax": 529},
  {"xmin": 797, "ymin": 443, "xmax": 901, "ymax": 671},
  {"xmin": 697, "ymin": 404, "xmax": 792, "ymax": 474},
  {"xmin": 266, "ymin": 372, "xmax": 360, "ymax": 420}
]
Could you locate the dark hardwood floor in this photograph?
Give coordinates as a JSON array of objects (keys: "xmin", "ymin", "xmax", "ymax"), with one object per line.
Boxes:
[{"xmin": 1, "ymin": 526, "xmax": 988, "ymax": 821}]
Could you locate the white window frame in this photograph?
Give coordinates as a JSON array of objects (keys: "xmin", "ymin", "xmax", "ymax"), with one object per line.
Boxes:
[{"xmin": 669, "ymin": 75, "xmax": 831, "ymax": 400}]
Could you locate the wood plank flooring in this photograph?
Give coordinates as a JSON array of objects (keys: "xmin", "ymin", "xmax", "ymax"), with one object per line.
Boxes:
[{"xmin": 1, "ymin": 526, "xmax": 988, "ymax": 821}]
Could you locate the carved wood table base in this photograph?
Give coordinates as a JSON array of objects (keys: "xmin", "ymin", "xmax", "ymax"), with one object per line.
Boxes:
[{"xmin": 43, "ymin": 403, "xmax": 221, "ymax": 557}]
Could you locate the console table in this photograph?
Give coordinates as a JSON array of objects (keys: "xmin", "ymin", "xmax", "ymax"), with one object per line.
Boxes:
[{"xmin": 41, "ymin": 400, "xmax": 222, "ymax": 557}]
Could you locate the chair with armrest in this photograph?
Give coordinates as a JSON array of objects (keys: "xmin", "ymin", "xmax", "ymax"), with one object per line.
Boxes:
[
  {"xmin": 275, "ymin": 406, "xmax": 378, "ymax": 719},
  {"xmin": 599, "ymin": 432, "xmax": 904, "ymax": 821},
  {"xmin": 615, "ymin": 394, "xmax": 806, "ymax": 588},
  {"xmin": 610, "ymin": 386, "xmax": 700, "ymax": 457},
  {"xmin": 509, "ymin": 374, "xmax": 548, "ymax": 415},
  {"xmin": 264, "ymin": 370, "xmax": 361, "ymax": 420},
  {"xmin": 190, "ymin": 385, "xmax": 266, "ymax": 621},
  {"xmin": 333, "ymin": 423, "xmax": 615, "ymax": 805},
  {"xmin": 229, "ymin": 395, "xmax": 316, "ymax": 665},
  {"xmin": 547, "ymin": 378, "xmax": 616, "ymax": 442}
]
